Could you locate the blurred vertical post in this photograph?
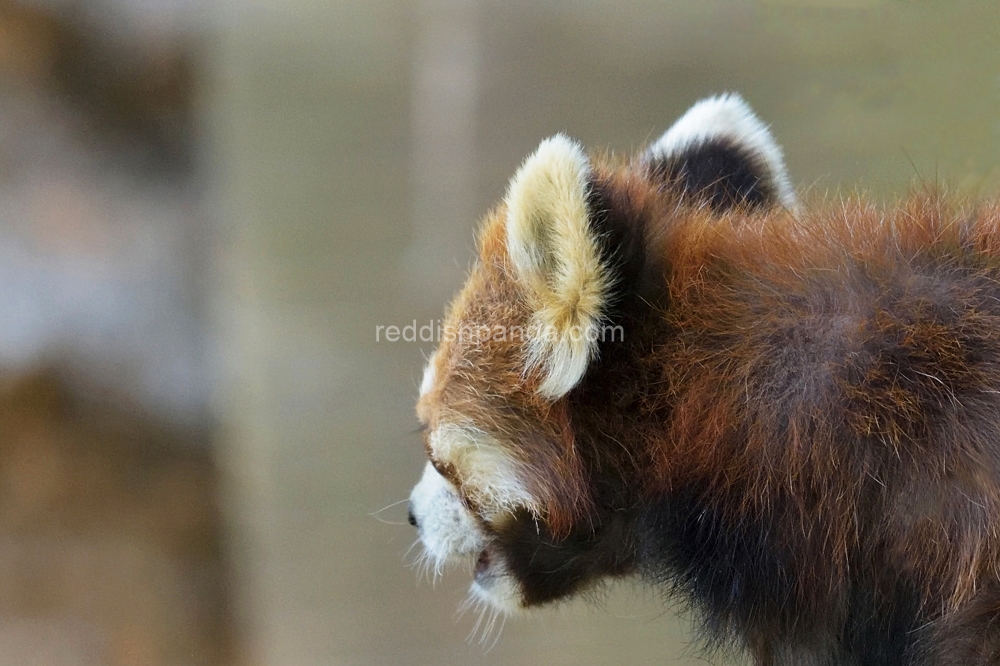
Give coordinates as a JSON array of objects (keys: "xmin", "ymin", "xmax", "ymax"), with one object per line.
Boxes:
[
  {"xmin": 403, "ymin": 0, "xmax": 481, "ymax": 307},
  {"xmin": 207, "ymin": 1, "xmax": 422, "ymax": 664}
]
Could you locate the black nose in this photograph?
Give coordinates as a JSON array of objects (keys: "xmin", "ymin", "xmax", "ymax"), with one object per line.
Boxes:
[{"xmin": 407, "ymin": 505, "xmax": 418, "ymax": 528}]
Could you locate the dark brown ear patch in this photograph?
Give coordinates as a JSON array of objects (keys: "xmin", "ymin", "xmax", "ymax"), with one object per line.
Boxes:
[
  {"xmin": 647, "ymin": 138, "xmax": 775, "ymax": 211},
  {"xmin": 644, "ymin": 93, "xmax": 797, "ymax": 212}
]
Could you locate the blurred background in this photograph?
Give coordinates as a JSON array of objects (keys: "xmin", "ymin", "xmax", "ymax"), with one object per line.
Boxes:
[{"xmin": 0, "ymin": 0, "xmax": 996, "ymax": 664}]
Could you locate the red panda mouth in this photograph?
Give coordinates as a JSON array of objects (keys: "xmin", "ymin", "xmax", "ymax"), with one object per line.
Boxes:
[{"xmin": 474, "ymin": 548, "xmax": 491, "ymax": 578}]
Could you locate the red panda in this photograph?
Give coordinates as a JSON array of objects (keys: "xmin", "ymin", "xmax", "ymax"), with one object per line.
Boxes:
[{"xmin": 407, "ymin": 94, "xmax": 1000, "ymax": 665}]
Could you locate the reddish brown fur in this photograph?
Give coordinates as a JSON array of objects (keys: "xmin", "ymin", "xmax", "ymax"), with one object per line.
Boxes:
[
  {"xmin": 420, "ymin": 149, "xmax": 1000, "ymax": 661},
  {"xmin": 653, "ymin": 193, "xmax": 1000, "ymax": 610},
  {"xmin": 417, "ymin": 206, "xmax": 593, "ymax": 536}
]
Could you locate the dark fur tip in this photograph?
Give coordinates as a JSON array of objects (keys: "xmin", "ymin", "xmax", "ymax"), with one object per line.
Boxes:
[{"xmin": 647, "ymin": 138, "xmax": 776, "ymax": 211}]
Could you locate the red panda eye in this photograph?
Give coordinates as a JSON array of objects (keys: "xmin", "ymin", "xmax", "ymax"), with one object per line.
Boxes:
[{"xmin": 428, "ymin": 456, "xmax": 458, "ymax": 485}]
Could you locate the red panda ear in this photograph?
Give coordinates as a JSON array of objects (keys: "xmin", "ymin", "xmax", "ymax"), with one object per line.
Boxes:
[
  {"xmin": 646, "ymin": 93, "xmax": 798, "ymax": 213},
  {"xmin": 504, "ymin": 135, "xmax": 609, "ymax": 401}
]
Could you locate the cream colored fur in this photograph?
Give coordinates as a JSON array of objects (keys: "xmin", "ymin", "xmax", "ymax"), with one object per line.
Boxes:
[
  {"xmin": 504, "ymin": 134, "xmax": 609, "ymax": 400},
  {"xmin": 470, "ymin": 561, "xmax": 523, "ymax": 615},
  {"xmin": 410, "ymin": 453, "xmax": 525, "ymax": 613},
  {"xmin": 419, "ymin": 351, "xmax": 438, "ymax": 397},
  {"xmin": 430, "ymin": 423, "xmax": 539, "ymax": 517},
  {"xmin": 409, "ymin": 461, "xmax": 483, "ymax": 573}
]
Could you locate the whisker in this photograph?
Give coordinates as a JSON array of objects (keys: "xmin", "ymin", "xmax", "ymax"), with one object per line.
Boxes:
[
  {"xmin": 371, "ymin": 516, "xmax": 410, "ymax": 526},
  {"xmin": 485, "ymin": 613, "xmax": 506, "ymax": 652},
  {"xmin": 403, "ymin": 550, "xmax": 422, "ymax": 570},
  {"xmin": 403, "ymin": 549, "xmax": 421, "ymax": 568},
  {"xmin": 468, "ymin": 602, "xmax": 489, "ymax": 643},
  {"xmin": 456, "ymin": 595, "xmax": 476, "ymax": 620},
  {"xmin": 369, "ymin": 498, "xmax": 411, "ymax": 525},
  {"xmin": 401, "ymin": 538, "xmax": 422, "ymax": 561},
  {"xmin": 418, "ymin": 554, "xmax": 435, "ymax": 585},
  {"xmin": 480, "ymin": 608, "xmax": 499, "ymax": 645}
]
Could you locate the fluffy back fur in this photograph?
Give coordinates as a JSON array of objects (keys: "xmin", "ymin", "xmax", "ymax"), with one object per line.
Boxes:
[{"xmin": 407, "ymin": 94, "xmax": 1000, "ymax": 665}]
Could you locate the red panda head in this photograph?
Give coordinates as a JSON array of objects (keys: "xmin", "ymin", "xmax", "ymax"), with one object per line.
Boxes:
[{"xmin": 408, "ymin": 94, "xmax": 796, "ymax": 613}]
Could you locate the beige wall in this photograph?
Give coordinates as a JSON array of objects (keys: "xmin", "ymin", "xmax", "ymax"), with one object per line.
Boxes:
[{"xmin": 208, "ymin": 2, "xmax": 1000, "ymax": 664}]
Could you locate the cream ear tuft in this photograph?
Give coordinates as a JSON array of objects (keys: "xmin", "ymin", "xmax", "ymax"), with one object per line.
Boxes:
[{"xmin": 504, "ymin": 135, "xmax": 608, "ymax": 400}]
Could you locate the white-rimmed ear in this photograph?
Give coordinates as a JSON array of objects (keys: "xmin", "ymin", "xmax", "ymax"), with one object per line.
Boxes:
[
  {"xmin": 504, "ymin": 134, "xmax": 608, "ymax": 400},
  {"xmin": 419, "ymin": 351, "xmax": 438, "ymax": 397},
  {"xmin": 645, "ymin": 93, "xmax": 798, "ymax": 212}
]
